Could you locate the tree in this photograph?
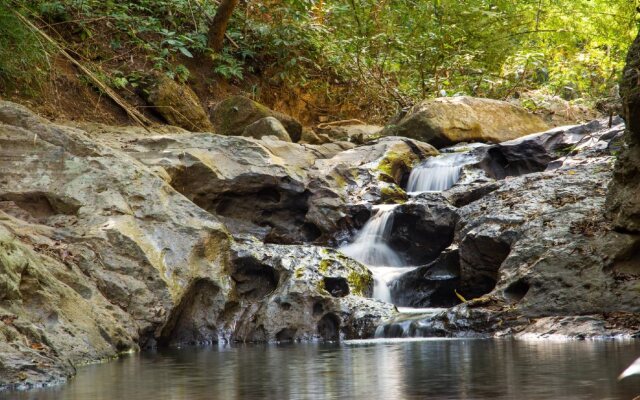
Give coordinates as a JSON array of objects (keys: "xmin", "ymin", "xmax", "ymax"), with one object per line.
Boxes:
[{"xmin": 207, "ymin": 0, "xmax": 239, "ymax": 52}]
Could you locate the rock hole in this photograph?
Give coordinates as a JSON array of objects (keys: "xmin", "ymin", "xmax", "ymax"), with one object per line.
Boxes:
[
  {"xmin": 230, "ymin": 257, "xmax": 279, "ymax": 301},
  {"xmin": 312, "ymin": 302, "xmax": 324, "ymax": 316},
  {"xmin": 256, "ymin": 187, "xmax": 281, "ymax": 203},
  {"xmin": 459, "ymin": 234, "xmax": 510, "ymax": 299},
  {"xmin": 276, "ymin": 328, "xmax": 297, "ymax": 342},
  {"xmin": 301, "ymin": 223, "xmax": 322, "ymax": 242},
  {"xmin": 317, "ymin": 313, "xmax": 340, "ymax": 341},
  {"xmin": 280, "ymin": 302, "xmax": 292, "ymax": 311},
  {"xmin": 322, "ymin": 277, "xmax": 350, "ymax": 298},
  {"xmin": 503, "ymin": 279, "xmax": 530, "ymax": 303},
  {"xmin": 0, "ymin": 192, "xmax": 80, "ymax": 221},
  {"xmin": 157, "ymin": 279, "xmax": 223, "ymax": 347}
]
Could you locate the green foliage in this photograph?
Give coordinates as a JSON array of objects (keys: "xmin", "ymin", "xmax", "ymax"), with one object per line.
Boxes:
[
  {"xmin": 0, "ymin": 3, "xmax": 50, "ymax": 93},
  {"xmin": 3, "ymin": 0, "xmax": 639, "ymax": 114}
]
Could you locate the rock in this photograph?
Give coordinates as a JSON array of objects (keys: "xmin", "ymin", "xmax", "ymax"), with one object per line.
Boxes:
[
  {"xmin": 0, "ymin": 100, "xmax": 397, "ymax": 389},
  {"xmin": 300, "ymin": 127, "xmax": 331, "ymax": 144},
  {"xmin": 144, "ymin": 74, "xmax": 213, "ymax": 132},
  {"xmin": 376, "ymin": 117, "xmax": 639, "ymax": 339},
  {"xmin": 385, "ymin": 195, "xmax": 459, "ymax": 265},
  {"xmin": 390, "ymin": 247, "xmax": 461, "ymax": 307},
  {"xmin": 307, "ymin": 137, "xmax": 439, "ymax": 242},
  {"xmin": 608, "ymin": 30, "xmax": 640, "ymax": 233},
  {"xmin": 513, "ymin": 314, "xmax": 640, "ymax": 340},
  {"xmin": 316, "ymin": 124, "xmax": 382, "ymax": 144},
  {"xmin": 211, "ymin": 95, "xmax": 303, "ymax": 142},
  {"xmin": 381, "ymin": 96, "xmax": 549, "ymax": 148},
  {"xmin": 242, "ymin": 117, "xmax": 292, "ymax": 142}
]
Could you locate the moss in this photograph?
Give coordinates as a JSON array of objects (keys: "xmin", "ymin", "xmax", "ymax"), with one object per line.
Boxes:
[
  {"xmin": 319, "ymin": 259, "xmax": 332, "ymax": 274},
  {"xmin": 380, "ymin": 184, "xmax": 407, "ymax": 204},
  {"xmin": 329, "ymin": 171, "xmax": 348, "ymax": 189},
  {"xmin": 315, "ymin": 279, "xmax": 329, "ymax": 295},
  {"xmin": 375, "ymin": 150, "xmax": 420, "ymax": 184},
  {"xmin": 347, "ymin": 271, "xmax": 373, "ymax": 297}
]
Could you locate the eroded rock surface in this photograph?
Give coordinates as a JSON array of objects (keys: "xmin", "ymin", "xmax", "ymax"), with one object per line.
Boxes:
[{"xmin": 0, "ymin": 101, "xmax": 396, "ymax": 390}]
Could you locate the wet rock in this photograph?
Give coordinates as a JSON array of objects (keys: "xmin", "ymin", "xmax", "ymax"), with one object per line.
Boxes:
[
  {"xmin": 390, "ymin": 248, "xmax": 461, "ymax": 307},
  {"xmin": 242, "ymin": 117, "xmax": 292, "ymax": 142},
  {"xmin": 474, "ymin": 142, "xmax": 552, "ymax": 179},
  {"xmin": 211, "ymin": 95, "xmax": 303, "ymax": 142},
  {"xmin": 377, "ymin": 116, "xmax": 639, "ymax": 339},
  {"xmin": 144, "ymin": 74, "xmax": 213, "ymax": 132},
  {"xmin": 387, "ymin": 195, "xmax": 459, "ymax": 265},
  {"xmin": 307, "ymin": 137, "xmax": 438, "ymax": 242},
  {"xmin": 381, "ymin": 97, "xmax": 548, "ymax": 148},
  {"xmin": 229, "ymin": 240, "xmax": 395, "ymax": 342}
]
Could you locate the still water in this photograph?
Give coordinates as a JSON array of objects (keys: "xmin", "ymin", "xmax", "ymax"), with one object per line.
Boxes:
[{"xmin": 7, "ymin": 339, "xmax": 640, "ymax": 400}]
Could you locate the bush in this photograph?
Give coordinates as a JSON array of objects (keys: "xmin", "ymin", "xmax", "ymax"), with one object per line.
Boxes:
[{"xmin": 0, "ymin": 3, "xmax": 50, "ymax": 93}]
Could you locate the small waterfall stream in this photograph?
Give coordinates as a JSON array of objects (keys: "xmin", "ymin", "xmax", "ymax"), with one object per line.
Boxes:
[
  {"xmin": 340, "ymin": 205, "xmax": 410, "ymax": 302},
  {"xmin": 340, "ymin": 152, "xmax": 471, "ymax": 306},
  {"xmin": 406, "ymin": 152, "xmax": 469, "ymax": 193}
]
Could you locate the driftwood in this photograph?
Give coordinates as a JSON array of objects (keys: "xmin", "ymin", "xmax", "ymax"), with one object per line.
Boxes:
[{"xmin": 316, "ymin": 119, "xmax": 367, "ymax": 130}]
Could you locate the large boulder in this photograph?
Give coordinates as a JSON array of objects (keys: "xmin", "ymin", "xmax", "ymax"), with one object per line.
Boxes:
[
  {"xmin": 144, "ymin": 75, "xmax": 213, "ymax": 132},
  {"xmin": 381, "ymin": 96, "xmax": 549, "ymax": 148},
  {"xmin": 211, "ymin": 95, "xmax": 303, "ymax": 142},
  {"xmin": 607, "ymin": 31, "xmax": 640, "ymax": 233},
  {"xmin": 242, "ymin": 117, "xmax": 292, "ymax": 142}
]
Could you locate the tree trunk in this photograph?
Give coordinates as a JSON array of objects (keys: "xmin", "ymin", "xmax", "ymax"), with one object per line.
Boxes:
[{"xmin": 207, "ymin": 0, "xmax": 239, "ymax": 52}]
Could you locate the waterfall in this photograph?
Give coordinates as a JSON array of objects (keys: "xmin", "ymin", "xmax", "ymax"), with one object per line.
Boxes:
[
  {"xmin": 340, "ymin": 205, "xmax": 410, "ymax": 302},
  {"xmin": 406, "ymin": 152, "xmax": 469, "ymax": 193}
]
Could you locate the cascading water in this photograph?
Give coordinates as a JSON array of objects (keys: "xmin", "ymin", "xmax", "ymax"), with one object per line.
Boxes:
[
  {"xmin": 340, "ymin": 204, "xmax": 411, "ymax": 303},
  {"xmin": 406, "ymin": 152, "xmax": 469, "ymax": 193}
]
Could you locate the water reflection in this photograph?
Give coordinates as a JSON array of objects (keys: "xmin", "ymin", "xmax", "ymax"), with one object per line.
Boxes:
[{"xmin": 6, "ymin": 339, "xmax": 640, "ymax": 400}]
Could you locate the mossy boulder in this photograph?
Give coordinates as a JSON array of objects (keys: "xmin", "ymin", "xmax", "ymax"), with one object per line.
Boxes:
[
  {"xmin": 145, "ymin": 75, "xmax": 213, "ymax": 132},
  {"xmin": 211, "ymin": 95, "xmax": 303, "ymax": 142}
]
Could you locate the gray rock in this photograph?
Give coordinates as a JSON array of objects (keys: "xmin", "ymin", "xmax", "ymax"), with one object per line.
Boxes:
[
  {"xmin": 376, "ymin": 118, "xmax": 639, "ymax": 339},
  {"xmin": 0, "ymin": 101, "xmax": 396, "ymax": 389},
  {"xmin": 242, "ymin": 117, "xmax": 292, "ymax": 142},
  {"xmin": 390, "ymin": 247, "xmax": 461, "ymax": 307}
]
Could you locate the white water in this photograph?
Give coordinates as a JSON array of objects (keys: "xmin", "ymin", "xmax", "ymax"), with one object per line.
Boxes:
[
  {"xmin": 406, "ymin": 152, "xmax": 469, "ymax": 193},
  {"xmin": 340, "ymin": 205, "xmax": 407, "ymax": 302}
]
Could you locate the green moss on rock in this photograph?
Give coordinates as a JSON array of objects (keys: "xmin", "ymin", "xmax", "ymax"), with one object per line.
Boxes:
[
  {"xmin": 347, "ymin": 271, "xmax": 373, "ymax": 297},
  {"xmin": 211, "ymin": 95, "xmax": 303, "ymax": 142},
  {"xmin": 380, "ymin": 184, "xmax": 407, "ymax": 204}
]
